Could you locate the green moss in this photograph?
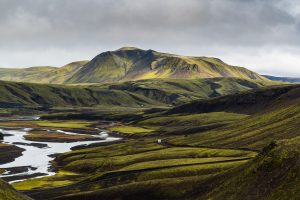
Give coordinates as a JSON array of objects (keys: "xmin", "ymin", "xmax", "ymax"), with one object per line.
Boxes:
[
  {"xmin": 12, "ymin": 171, "xmax": 79, "ymax": 191},
  {"xmin": 0, "ymin": 178, "xmax": 30, "ymax": 200},
  {"xmin": 109, "ymin": 125, "xmax": 154, "ymax": 135}
]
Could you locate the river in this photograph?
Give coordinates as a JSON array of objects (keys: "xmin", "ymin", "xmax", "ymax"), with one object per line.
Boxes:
[{"xmin": 0, "ymin": 127, "xmax": 121, "ymax": 183}]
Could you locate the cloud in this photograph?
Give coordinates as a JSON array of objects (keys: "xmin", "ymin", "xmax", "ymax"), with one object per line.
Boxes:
[{"xmin": 0, "ymin": 0, "xmax": 300, "ymax": 76}]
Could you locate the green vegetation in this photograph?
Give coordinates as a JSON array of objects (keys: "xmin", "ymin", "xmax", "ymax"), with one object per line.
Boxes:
[
  {"xmin": 0, "ymin": 64, "xmax": 298, "ymax": 200},
  {"xmin": 0, "ymin": 77, "xmax": 273, "ymax": 109},
  {"xmin": 0, "ymin": 48, "xmax": 271, "ymax": 84},
  {"xmin": 0, "ymin": 178, "xmax": 31, "ymax": 200},
  {"xmin": 135, "ymin": 112, "xmax": 248, "ymax": 135},
  {"xmin": 67, "ymin": 48, "xmax": 269, "ymax": 83},
  {"xmin": 0, "ymin": 61, "xmax": 88, "ymax": 84},
  {"xmin": 18, "ymin": 134, "xmax": 256, "ymax": 200},
  {"xmin": 12, "ymin": 171, "xmax": 79, "ymax": 191},
  {"xmin": 36, "ymin": 120, "xmax": 92, "ymax": 129},
  {"xmin": 204, "ymin": 137, "xmax": 300, "ymax": 200},
  {"xmin": 109, "ymin": 125, "xmax": 154, "ymax": 136},
  {"xmin": 168, "ymin": 90, "xmax": 300, "ymax": 150}
]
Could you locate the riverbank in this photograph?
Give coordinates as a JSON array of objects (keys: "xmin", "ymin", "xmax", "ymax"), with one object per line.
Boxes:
[
  {"xmin": 0, "ymin": 144, "xmax": 25, "ymax": 165},
  {"xmin": 0, "ymin": 120, "xmax": 121, "ymax": 183}
]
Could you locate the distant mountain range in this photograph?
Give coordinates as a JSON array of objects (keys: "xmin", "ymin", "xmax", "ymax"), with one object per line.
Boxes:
[
  {"xmin": 0, "ymin": 47, "xmax": 267, "ymax": 84},
  {"xmin": 263, "ymin": 75, "xmax": 300, "ymax": 83}
]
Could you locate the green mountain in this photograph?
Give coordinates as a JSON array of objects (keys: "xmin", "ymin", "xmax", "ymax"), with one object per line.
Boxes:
[
  {"xmin": 67, "ymin": 47, "xmax": 267, "ymax": 83},
  {"xmin": 0, "ymin": 48, "xmax": 267, "ymax": 84},
  {"xmin": 0, "ymin": 61, "xmax": 88, "ymax": 84}
]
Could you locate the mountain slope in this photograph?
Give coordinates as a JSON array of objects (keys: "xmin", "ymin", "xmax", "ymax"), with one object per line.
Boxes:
[
  {"xmin": 0, "ymin": 48, "xmax": 268, "ymax": 84},
  {"xmin": 0, "ymin": 78, "xmax": 269, "ymax": 108},
  {"xmin": 0, "ymin": 61, "xmax": 88, "ymax": 84},
  {"xmin": 204, "ymin": 137, "xmax": 300, "ymax": 200},
  {"xmin": 168, "ymin": 84, "xmax": 300, "ymax": 150},
  {"xmin": 67, "ymin": 47, "xmax": 267, "ymax": 83},
  {"xmin": 0, "ymin": 178, "xmax": 31, "ymax": 200}
]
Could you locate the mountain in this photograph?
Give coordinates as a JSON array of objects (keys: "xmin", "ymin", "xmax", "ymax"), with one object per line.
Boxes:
[
  {"xmin": 0, "ymin": 61, "xmax": 88, "ymax": 84},
  {"xmin": 67, "ymin": 47, "xmax": 267, "ymax": 83},
  {"xmin": 0, "ymin": 48, "xmax": 267, "ymax": 84},
  {"xmin": 263, "ymin": 75, "xmax": 300, "ymax": 83},
  {"xmin": 0, "ymin": 78, "xmax": 269, "ymax": 108}
]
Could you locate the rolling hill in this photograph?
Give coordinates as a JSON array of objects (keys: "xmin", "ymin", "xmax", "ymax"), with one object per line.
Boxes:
[
  {"xmin": 0, "ymin": 78, "xmax": 271, "ymax": 109},
  {"xmin": 0, "ymin": 61, "xmax": 88, "ymax": 84},
  {"xmin": 0, "ymin": 47, "xmax": 268, "ymax": 84}
]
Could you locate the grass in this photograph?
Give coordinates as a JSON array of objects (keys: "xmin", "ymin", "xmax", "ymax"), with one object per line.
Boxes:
[
  {"xmin": 0, "ymin": 120, "xmax": 94, "ymax": 130},
  {"xmin": 36, "ymin": 120, "xmax": 92, "ymax": 129},
  {"xmin": 108, "ymin": 125, "xmax": 154, "ymax": 135},
  {"xmin": 0, "ymin": 178, "xmax": 30, "ymax": 200},
  {"xmin": 12, "ymin": 171, "xmax": 79, "ymax": 191},
  {"xmin": 62, "ymin": 146, "xmax": 255, "ymax": 172},
  {"xmin": 168, "ymin": 102, "xmax": 300, "ymax": 150},
  {"xmin": 120, "ymin": 157, "xmax": 250, "ymax": 171},
  {"xmin": 0, "ymin": 75, "xmax": 275, "ymax": 110},
  {"xmin": 203, "ymin": 137, "xmax": 300, "ymax": 200},
  {"xmin": 136, "ymin": 159, "xmax": 249, "ymax": 181},
  {"xmin": 135, "ymin": 112, "xmax": 247, "ymax": 135}
]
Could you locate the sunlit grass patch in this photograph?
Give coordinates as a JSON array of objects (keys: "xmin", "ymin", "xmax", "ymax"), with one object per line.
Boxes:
[
  {"xmin": 36, "ymin": 120, "xmax": 93, "ymax": 129},
  {"xmin": 109, "ymin": 125, "xmax": 154, "ymax": 135},
  {"xmin": 12, "ymin": 171, "xmax": 80, "ymax": 191},
  {"xmin": 136, "ymin": 159, "xmax": 249, "ymax": 181}
]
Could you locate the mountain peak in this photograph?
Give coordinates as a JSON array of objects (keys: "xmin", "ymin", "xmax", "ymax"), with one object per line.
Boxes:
[{"xmin": 116, "ymin": 47, "xmax": 143, "ymax": 51}]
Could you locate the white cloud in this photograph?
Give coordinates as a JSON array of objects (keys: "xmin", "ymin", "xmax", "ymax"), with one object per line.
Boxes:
[{"xmin": 0, "ymin": 0, "xmax": 300, "ymax": 76}]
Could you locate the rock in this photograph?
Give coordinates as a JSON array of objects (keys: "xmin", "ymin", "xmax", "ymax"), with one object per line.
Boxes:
[{"xmin": 0, "ymin": 131, "xmax": 3, "ymax": 140}]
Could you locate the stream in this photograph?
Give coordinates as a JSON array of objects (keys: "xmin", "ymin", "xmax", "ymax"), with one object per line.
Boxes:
[{"xmin": 0, "ymin": 126, "xmax": 121, "ymax": 183}]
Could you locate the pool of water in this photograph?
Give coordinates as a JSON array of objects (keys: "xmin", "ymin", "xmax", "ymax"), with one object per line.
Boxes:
[{"xmin": 0, "ymin": 127, "xmax": 121, "ymax": 182}]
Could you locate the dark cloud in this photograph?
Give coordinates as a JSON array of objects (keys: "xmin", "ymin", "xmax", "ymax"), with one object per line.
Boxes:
[{"xmin": 0, "ymin": 0, "xmax": 300, "ymax": 76}]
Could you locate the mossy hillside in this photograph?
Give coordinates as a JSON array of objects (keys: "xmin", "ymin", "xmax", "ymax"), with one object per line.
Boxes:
[
  {"xmin": 168, "ymin": 83, "xmax": 298, "ymax": 115},
  {"xmin": 204, "ymin": 137, "xmax": 300, "ymax": 200},
  {"xmin": 0, "ymin": 178, "xmax": 31, "ymax": 200},
  {"xmin": 107, "ymin": 77, "xmax": 271, "ymax": 105},
  {"xmin": 0, "ymin": 61, "xmax": 88, "ymax": 84},
  {"xmin": 0, "ymin": 80, "xmax": 164, "ymax": 108},
  {"xmin": 67, "ymin": 48, "xmax": 269, "ymax": 83},
  {"xmin": 60, "ymin": 146, "xmax": 255, "ymax": 173},
  {"xmin": 0, "ymin": 77, "xmax": 273, "ymax": 109},
  {"xmin": 23, "ymin": 137, "xmax": 255, "ymax": 200},
  {"xmin": 169, "ymin": 101, "xmax": 300, "ymax": 151},
  {"xmin": 133, "ymin": 112, "xmax": 248, "ymax": 135}
]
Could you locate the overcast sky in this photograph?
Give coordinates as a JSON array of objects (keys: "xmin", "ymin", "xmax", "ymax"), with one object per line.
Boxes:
[{"xmin": 1, "ymin": 0, "xmax": 300, "ymax": 76}]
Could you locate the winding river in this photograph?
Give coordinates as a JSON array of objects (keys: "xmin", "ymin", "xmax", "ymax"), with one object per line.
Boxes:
[{"xmin": 0, "ymin": 127, "xmax": 121, "ymax": 182}]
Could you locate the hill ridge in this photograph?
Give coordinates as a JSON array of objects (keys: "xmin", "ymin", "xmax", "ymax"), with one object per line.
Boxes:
[{"xmin": 0, "ymin": 47, "xmax": 267, "ymax": 84}]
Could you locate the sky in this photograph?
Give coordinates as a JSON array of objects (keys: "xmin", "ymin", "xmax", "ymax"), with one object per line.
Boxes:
[{"xmin": 1, "ymin": 0, "xmax": 300, "ymax": 77}]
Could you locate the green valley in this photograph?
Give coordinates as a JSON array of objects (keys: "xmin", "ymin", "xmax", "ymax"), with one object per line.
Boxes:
[{"xmin": 0, "ymin": 48, "xmax": 298, "ymax": 200}]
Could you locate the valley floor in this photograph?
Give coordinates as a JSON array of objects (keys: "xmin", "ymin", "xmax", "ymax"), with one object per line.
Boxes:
[
  {"xmin": 0, "ymin": 107, "xmax": 258, "ymax": 200},
  {"xmin": 2, "ymin": 83, "xmax": 300, "ymax": 200}
]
